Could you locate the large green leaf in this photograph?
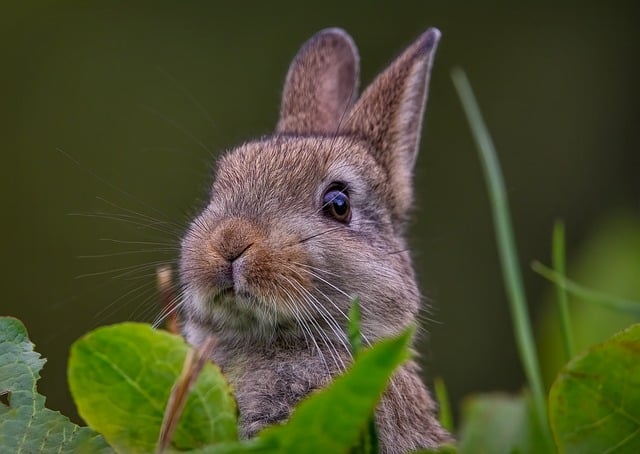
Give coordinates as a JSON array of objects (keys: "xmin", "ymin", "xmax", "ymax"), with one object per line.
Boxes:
[
  {"xmin": 549, "ymin": 323, "xmax": 640, "ymax": 453},
  {"xmin": 0, "ymin": 316, "xmax": 111, "ymax": 453},
  {"xmin": 256, "ymin": 327, "xmax": 413, "ymax": 453},
  {"xmin": 68, "ymin": 322, "xmax": 237, "ymax": 453},
  {"xmin": 457, "ymin": 392, "xmax": 554, "ymax": 454}
]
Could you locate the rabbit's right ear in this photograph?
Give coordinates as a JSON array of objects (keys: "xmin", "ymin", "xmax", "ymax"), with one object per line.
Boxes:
[
  {"xmin": 276, "ymin": 28, "xmax": 359, "ymax": 135},
  {"xmin": 343, "ymin": 29, "xmax": 440, "ymax": 221}
]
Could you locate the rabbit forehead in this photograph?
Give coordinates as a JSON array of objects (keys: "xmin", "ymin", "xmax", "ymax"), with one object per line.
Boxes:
[{"xmin": 211, "ymin": 135, "xmax": 385, "ymax": 211}]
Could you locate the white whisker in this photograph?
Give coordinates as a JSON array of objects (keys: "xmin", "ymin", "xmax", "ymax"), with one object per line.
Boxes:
[
  {"xmin": 279, "ymin": 286, "xmax": 331, "ymax": 375},
  {"xmin": 281, "ymin": 275, "xmax": 347, "ymax": 372},
  {"xmin": 288, "ymin": 263, "xmax": 373, "ymax": 348}
]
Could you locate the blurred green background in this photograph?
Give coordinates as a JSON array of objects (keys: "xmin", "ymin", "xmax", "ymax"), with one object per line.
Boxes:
[{"xmin": 2, "ymin": 2, "xmax": 639, "ymax": 425}]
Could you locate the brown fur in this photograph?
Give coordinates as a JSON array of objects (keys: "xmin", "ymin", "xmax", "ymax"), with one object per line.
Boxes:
[{"xmin": 180, "ymin": 28, "xmax": 450, "ymax": 453}]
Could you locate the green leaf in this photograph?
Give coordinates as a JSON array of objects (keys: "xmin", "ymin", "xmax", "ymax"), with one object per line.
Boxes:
[
  {"xmin": 68, "ymin": 322, "xmax": 237, "ymax": 453},
  {"xmin": 347, "ymin": 298, "xmax": 379, "ymax": 454},
  {"xmin": 0, "ymin": 316, "xmax": 111, "ymax": 453},
  {"xmin": 255, "ymin": 327, "xmax": 414, "ymax": 453},
  {"xmin": 457, "ymin": 392, "xmax": 554, "ymax": 454},
  {"xmin": 549, "ymin": 323, "xmax": 640, "ymax": 453}
]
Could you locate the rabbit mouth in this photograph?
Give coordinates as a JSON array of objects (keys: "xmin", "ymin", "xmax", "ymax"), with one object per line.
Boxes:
[
  {"xmin": 213, "ymin": 287, "xmax": 236, "ymax": 302},
  {"xmin": 196, "ymin": 286, "xmax": 298, "ymax": 330},
  {"xmin": 184, "ymin": 281, "xmax": 355, "ymax": 355},
  {"xmin": 183, "ymin": 293, "xmax": 302, "ymax": 344},
  {"xmin": 212, "ymin": 286, "xmax": 262, "ymax": 308}
]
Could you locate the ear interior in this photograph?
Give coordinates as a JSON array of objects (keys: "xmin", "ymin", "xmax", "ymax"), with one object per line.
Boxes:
[
  {"xmin": 276, "ymin": 28, "xmax": 360, "ymax": 135},
  {"xmin": 344, "ymin": 28, "xmax": 441, "ymax": 220}
]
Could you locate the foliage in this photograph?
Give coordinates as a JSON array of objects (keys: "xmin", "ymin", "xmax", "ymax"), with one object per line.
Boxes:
[
  {"xmin": 458, "ymin": 392, "xmax": 553, "ymax": 454},
  {"xmin": 0, "ymin": 317, "xmax": 111, "ymax": 453},
  {"xmin": 452, "ymin": 67, "xmax": 549, "ymax": 440},
  {"xmin": 1, "ymin": 314, "xmax": 411, "ymax": 453},
  {"xmin": 451, "ymin": 67, "xmax": 640, "ymax": 454},
  {"xmin": 4, "ymin": 312, "xmax": 639, "ymax": 453},
  {"xmin": 68, "ymin": 323, "xmax": 237, "ymax": 452},
  {"xmin": 549, "ymin": 324, "xmax": 640, "ymax": 453}
]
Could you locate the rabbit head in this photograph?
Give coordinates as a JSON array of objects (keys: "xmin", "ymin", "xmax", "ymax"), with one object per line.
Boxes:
[{"xmin": 180, "ymin": 28, "xmax": 440, "ymax": 348}]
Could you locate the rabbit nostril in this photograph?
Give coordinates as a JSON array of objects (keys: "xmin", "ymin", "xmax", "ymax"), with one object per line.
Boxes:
[{"xmin": 228, "ymin": 242, "xmax": 254, "ymax": 263}]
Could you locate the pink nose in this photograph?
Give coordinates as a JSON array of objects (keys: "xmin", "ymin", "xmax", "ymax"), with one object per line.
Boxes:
[{"xmin": 209, "ymin": 217, "xmax": 262, "ymax": 288}]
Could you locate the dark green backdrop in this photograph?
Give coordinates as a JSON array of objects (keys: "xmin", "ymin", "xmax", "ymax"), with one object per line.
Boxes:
[{"xmin": 2, "ymin": 2, "xmax": 638, "ymax": 424}]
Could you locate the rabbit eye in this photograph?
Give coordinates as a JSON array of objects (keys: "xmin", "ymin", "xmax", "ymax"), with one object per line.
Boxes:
[{"xmin": 322, "ymin": 184, "xmax": 351, "ymax": 223}]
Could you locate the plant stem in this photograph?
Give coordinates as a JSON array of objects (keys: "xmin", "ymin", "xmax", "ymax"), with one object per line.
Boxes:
[
  {"xmin": 451, "ymin": 68, "xmax": 549, "ymax": 437},
  {"xmin": 552, "ymin": 221, "xmax": 574, "ymax": 361},
  {"xmin": 532, "ymin": 261, "xmax": 640, "ymax": 316}
]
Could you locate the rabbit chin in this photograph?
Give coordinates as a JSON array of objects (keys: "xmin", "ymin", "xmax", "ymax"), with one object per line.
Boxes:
[{"xmin": 183, "ymin": 285, "xmax": 307, "ymax": 342}]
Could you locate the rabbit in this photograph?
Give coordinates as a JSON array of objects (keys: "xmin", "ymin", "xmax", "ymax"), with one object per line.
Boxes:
[{"xmin": 179, "ymin": 27, "xmax": 450, "ymax": 453}]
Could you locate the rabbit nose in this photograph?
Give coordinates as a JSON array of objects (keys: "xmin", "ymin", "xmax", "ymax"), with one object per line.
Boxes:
[
  {"xmin": 209, "ymin": 218, "xmax": 264, "ymax": 289},
  {"xmin": 226, "ymin": 242, "xmax": 254, "ymax": 263},
  {"xmin": 215, "ymin": 218, "xmax": 261, "ymax": 263},
  {"xmin": 217, "ymin": 243, "xmax": 252, "ymax": 287}
]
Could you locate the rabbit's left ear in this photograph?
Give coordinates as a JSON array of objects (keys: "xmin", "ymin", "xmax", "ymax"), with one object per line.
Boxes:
[
  {"xmin": 344, "ymin": 29, "xmax": 440, "ymax": 219},
  {"xmin": 276, "ymin": 28, "xmax": 359, "ymax": 135}
]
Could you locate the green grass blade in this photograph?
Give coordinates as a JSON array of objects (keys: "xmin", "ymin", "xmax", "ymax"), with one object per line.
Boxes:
[
  {"xmin": 451, "ymin": 68, "xmax": 549, "ymax": 440},
  {"xmin": 552, "ymin": 220, "xmax": 574, "ymax": 361},
  {"xmin": 348, "ymin": 298, "xmax": 364, "ymax": 357},
  {"xmin": 532, "ymin": 261, "xmax": 640, "ymax": 316},
  {"xmin": 433, "ymin": 377, "xmax": 453, "ymax": 432}
]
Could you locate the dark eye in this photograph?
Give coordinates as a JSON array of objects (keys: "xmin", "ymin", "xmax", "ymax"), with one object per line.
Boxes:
[{"xmin": 322, "ymin": 184, "xmax": 351, "ymax": 223}]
